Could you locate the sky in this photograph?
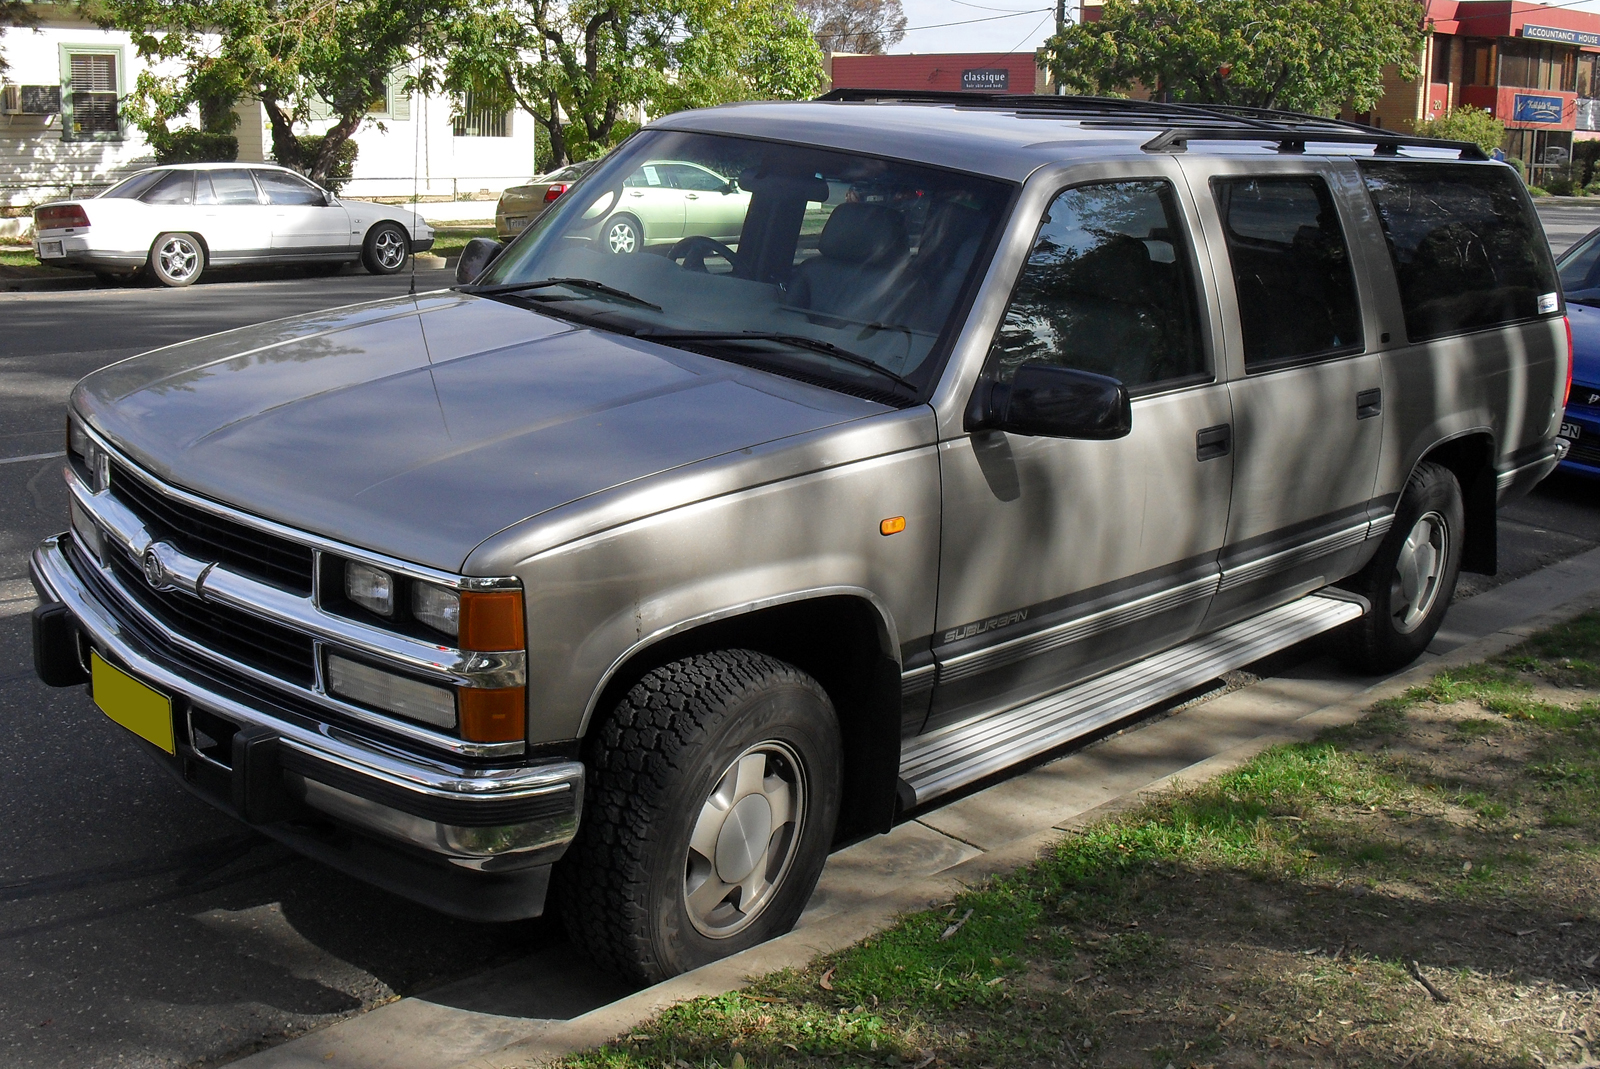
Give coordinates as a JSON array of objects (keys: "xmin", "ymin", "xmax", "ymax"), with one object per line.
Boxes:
[{"xmin": 887, "ymin": 0, "xmax": 1600, "ymax": 57}]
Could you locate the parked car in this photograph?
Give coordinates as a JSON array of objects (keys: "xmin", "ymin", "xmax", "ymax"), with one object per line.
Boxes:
[
  {"xmin": 494, "ymin": 160, "xmax": 598, "ymax": 240},
  {"xmin": 31, "ymin": 92, "xmax": 1570, "ymax": 985},
  {"xmin": 1555, "ymin": 229, "xmax": 1600, "ymax": 477},
  {"xmin": 32, "ymin": 163, "xmax": 435, "ymax": 286}
]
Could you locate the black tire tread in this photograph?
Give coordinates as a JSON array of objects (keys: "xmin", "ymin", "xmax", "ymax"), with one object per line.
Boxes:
[{"xmin": 556, "ymin": 649, "xmax": 829, "ymax": 983}]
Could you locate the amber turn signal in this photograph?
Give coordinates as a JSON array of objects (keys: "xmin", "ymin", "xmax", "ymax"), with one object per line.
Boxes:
[
  {"xmin": 459, "ymin": 590, "xmax": 525, "ymax": 651},
  {"xmin": 458, "ymin": 686, "xmax": 526, "ymax": 742},
  {"xmin": 879, "ymin": 516, "xmax": 906, "ymax": 536}
]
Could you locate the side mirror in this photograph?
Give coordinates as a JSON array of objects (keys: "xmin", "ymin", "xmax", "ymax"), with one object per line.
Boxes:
[
  {"xmin": 723, "ymin": 180, "xmax": 739, "ymax": 195},
  {"xmin": 965, "ymin": 364, "xmax": 1131, "ymax": 439},
  {"xmin": 322, "ymin": 190, "xmax": 337, "ymax": 207},
  {"xmin": 456, "ymin": 237, "xmax": 506, "ymax": 285}
]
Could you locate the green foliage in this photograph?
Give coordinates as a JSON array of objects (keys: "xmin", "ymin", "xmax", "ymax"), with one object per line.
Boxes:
[
  {"xmin": 283, "ymin": 135, "xmax": 359, "ymax": 192},
  {"xmin": 1414, "ymin": 105, "xmax": 1505, "ymax": 155},
  {"xmin": 101, "ymin": 0, "xmax": 461, "ymax": 184},
  {"xmin": 439, "ymin": 0, "xmax": 822, "ymax": 169},
  {"xmin": 1043, "ymin": 0, "xmax": 1426, "ymax": 113},
  {"xmin": 151, "ymin": 129, "xmax": 239, "ymax": 164}
]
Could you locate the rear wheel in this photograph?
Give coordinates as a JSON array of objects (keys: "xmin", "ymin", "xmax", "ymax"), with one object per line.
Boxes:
[
  {"xmin": 1339, "ymin": 461, "xmax": 1464, "ymax": 674},
  {"xmin": 362, "ymin": 222, "xmax": 410, "ymax": 274},
  {"xmin": 555, "ymin": 650, "xmax": 842, "ymax": 983},
  {"xmin": 148, "ymin": 233, "xmax": 204, "ymax": 287}
]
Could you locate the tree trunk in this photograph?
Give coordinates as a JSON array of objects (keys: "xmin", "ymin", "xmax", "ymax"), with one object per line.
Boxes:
[
  {"xmin": 311, "ymin": 110, "xmax": 366, "ymax": 184},
  {"xmin": 260, "ymin": 95, "xmax": 303, "ymax": 170}
]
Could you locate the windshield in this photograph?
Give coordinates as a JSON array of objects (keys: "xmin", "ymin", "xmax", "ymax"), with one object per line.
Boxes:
[
  {"xmin": 477, "ymin": 130, "xmax": 1014, "ymax": 402},
  {"xmin": 100, "ymin": 170, "xmax": 167, "ymax": 199}
]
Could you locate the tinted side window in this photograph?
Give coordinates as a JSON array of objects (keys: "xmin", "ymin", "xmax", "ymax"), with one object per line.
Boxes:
[
  {"xmin": 1212, "ymin": 176, "xmax": 1363, "ymax": 371},
  {"xmin": 1559, "ymin": 231, "xmax": 1600, "ymax": 292},
  {"xmin": 665, "ymin": 164, "xmax": 727, "ymax": 191},
  {"xmin": 200, "ymin": 169, "xmax": 262, "ymax": 205},
  {"xmin": 1359, "ymin": 162, "xmax": 1561, "ymax": 341},
  {"xmin": 987, "ymin": 180, "xmax": 1206, "ymax": 390},
  {"xmin": 141, "ymin": 171, "xmax": 194, "ymax": 205},
  {"xmin": 257, "ymin": 170, "xmax": 326, "ymax": 206}
]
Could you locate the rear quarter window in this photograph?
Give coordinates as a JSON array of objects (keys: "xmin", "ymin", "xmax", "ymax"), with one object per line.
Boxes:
[{"xmin": 1359, "ymin": 161, "xmax": 1560, "ymax": 342}]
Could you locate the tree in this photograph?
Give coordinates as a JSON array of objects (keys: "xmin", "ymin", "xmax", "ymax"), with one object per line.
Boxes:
[
  {"xmin": 1043, "ymin": 0, "xmax": 1426, "ymax": 115},
  {"xmin": 102, "ymin": 0, "xmax": 462, "ymax": 183},
  {"xmin": 441, "ymin": 0, "xmax": 822, "ymax": 168},
  {"xmin": 0, "ymin": 0, "xmax": 39, "ymax": 76},
  {"xmin": 1413, "ymin": 105, "xmax": 1504, "ymax": 156},
  {"xmin": 794, "ymin": 0, "xmax": 905, "ymax": 55}
]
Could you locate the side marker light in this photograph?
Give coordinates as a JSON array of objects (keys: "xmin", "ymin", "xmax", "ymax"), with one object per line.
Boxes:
[{"xmin": 879, "ymin": 516, "xmax": 906, "ymax": 536}]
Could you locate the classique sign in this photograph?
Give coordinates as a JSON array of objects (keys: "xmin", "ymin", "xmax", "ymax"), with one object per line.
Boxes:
[{"xmin": 961, "ymin": 68, "xmax": 1010, "ymax": 91}]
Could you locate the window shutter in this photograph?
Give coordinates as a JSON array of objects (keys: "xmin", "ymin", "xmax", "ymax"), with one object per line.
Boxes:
[
  {"xmin": 307, "ymin": 96, "xmax": 334, "ymax": 121},
  {"xmin": 68, "ymin": 53, "xmax": 119, "ymax": 135},
  {"xmin": 390, "ymin": 78, "xmax": 411, "ymax": 120}
]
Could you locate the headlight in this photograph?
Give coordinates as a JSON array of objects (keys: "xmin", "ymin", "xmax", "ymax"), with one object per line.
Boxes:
[
  {"xmin": 66, "ymin": 415, "xmax": 109, "ymax": 493},
  {"xmin": 411, "ymin": 581, "xmax": 460, "ymax": 638},
  {"xmin": 344, "ymin": 561, "xmax": 395, "ymax": 617}
]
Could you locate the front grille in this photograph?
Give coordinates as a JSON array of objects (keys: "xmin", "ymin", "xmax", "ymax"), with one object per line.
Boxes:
[
  {"xmin": 105, "ymin": 546, "xmax": 316, "ymax": 687},
  {"xmin": 110, "ymin": 462, "xmax": 315, "ymax": 594}
]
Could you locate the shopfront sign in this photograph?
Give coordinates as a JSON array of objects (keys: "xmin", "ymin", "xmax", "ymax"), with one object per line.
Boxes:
[
  {"xmin": 961, "ymin": 68, "xmax": 1010, "ymax": 91},
  {"xmin": 1513, "ymin": 93, "xmax": 1566, "ymax": 123},
  {"xmin": 1521, "ymin": 23, "xmax": 1600, "ymax": 47}
]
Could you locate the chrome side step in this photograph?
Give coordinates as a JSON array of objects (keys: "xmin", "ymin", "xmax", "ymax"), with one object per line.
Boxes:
[{"xmin": 899, "ymin": 592, "xmax": 1365, "ymax": 806}]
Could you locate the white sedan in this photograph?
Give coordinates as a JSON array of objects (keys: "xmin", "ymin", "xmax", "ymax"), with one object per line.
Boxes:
[{"xmin": 33, "ymin": 162, "xmax": 435, "ymax": 287}]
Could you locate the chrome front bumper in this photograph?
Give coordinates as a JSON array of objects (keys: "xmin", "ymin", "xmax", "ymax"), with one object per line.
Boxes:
[{"xmin": 31, "ymin": 534, "xmax": 583, "ymax": 916}]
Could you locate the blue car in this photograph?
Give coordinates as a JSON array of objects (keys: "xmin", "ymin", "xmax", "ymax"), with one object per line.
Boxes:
[{"xmin": 1555, "ymin": 230, "xmax": 1600, "ymax": 478}]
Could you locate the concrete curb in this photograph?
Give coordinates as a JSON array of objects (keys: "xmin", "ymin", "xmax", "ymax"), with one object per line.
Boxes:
[
  {"xmin": 453, "ymin": 590, "xmax": 1600, "ymax": 1069},
  {"xmin": 0, "ymin": 270, "xmax": 98, "ymax": 292}
]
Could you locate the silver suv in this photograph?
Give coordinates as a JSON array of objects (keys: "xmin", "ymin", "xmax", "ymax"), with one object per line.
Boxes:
[{"xmin": 30, "ymin": 92, "xmax": 1572, "ymax": 983}]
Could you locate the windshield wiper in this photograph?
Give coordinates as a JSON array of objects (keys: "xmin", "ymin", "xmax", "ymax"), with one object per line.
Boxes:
[
  {"xmin": 636, "ymin": 329, "xmax": 919, "ymax": 394},
  {"xmin": 461, "ymin": 277, "xmax": 662, "ymax": 311}
]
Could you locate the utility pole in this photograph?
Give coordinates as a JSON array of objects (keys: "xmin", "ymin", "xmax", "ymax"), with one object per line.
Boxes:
[{"xmin": 1054, "ymin": 0, "xmax": 1067, "ymax": 93}]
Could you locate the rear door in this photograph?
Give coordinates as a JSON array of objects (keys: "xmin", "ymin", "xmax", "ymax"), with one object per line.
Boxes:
[
  {"xmin": 193, "ymin": 168, "xmax": 273, "ymax": 256},
  {"xmin": 1179, "ymin": 159, "xmax": 1386, "ymax": 628},
  {"xmin": 927, "ymin": 166, "xmax": 1234, "ymax": 733},
  {"xmin": 621, "ymin": 163, "xmax": 686, "ymax": 244},
  {"xmin": 257, "ymin": 169, "xmax": 352, "ymax": 252}
]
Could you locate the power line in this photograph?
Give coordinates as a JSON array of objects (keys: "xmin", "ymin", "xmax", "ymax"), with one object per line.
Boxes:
[{"xmin": 814, "ymin": 7, "xmax": 1051, "ymax": 38}]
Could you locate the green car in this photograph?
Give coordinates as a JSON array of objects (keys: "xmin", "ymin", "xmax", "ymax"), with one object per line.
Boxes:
[{"xmin": 601, "ymin": 159, "xmax": 751, "ymax": 255}]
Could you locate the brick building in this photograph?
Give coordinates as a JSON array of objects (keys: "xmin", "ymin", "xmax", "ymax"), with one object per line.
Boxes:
[{"xmin": 825, "ymin": 51, "xmax": 1054, "ymax": 96}]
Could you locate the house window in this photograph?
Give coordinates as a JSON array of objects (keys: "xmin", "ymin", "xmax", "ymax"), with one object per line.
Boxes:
[
  {"xmin": 453, "ymin": 91, "xmax": 509, "ymax": 137},
  {"xmin": 61, "ymin": 46, "xmax": 123, "ymax": 141}
]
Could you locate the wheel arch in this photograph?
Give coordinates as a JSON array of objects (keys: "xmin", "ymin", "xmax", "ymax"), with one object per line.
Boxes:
[
  {"xmin": 605, "ymin": 211, "xmax": 644, "ymax": 244},
  {"xmin": 1414, "ymin": 430, "xmax": 1497, "ymax": 575},
  {"xmin": 364, "ymin": 218, "xmax": 412, "ymax": 250},
  {"xmin": 580, "ymin": 591, "xmax": 904, "ymax": 845}
]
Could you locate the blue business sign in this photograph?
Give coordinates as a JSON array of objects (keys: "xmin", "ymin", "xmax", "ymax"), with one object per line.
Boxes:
[
  {"xmin": 1522, "ymin": 23, "xmax": 1600, "ymax": 46},
  {"xmin": 1513, "ymin": 93, "xmax": 1566, "ymax": 124}
]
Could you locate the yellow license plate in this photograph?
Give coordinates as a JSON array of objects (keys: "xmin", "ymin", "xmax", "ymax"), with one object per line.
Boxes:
[{"xmin": 91, "ymin": 651, "xmax": 175, "ymax": 754}]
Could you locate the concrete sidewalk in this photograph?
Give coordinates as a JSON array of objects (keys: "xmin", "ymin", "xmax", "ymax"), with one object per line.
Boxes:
[{"xmin": 229, "ymin": 546, "xmax": 1600, "ymax": 1069}]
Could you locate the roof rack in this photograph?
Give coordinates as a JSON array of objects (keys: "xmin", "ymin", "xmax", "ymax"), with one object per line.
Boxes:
[{"xmin": 813, "ymin": 88, "xmax": 1489, "ymax": 161}]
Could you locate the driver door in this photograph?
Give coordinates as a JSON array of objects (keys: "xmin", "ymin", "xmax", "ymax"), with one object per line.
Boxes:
[
  {"xmin": 665, "ymin": 163, "xmax": 747, "ymax": 243},
  {"xmin": 257, "ymin": 169, "xmax": 352, "ymax": 252},
  {"xmin": 927, "ymin": 169, "xmax": 1234, "ymax": 733}
]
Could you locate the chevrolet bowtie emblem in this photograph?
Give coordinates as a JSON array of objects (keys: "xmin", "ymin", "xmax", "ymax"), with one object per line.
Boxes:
[{"xmin": 142, "ymin": 543, "xmax": 172, "ymax": 591}]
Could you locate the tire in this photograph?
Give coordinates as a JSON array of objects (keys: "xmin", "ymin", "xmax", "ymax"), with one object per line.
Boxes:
[
  {"xmin": 1339, "ymin": 461, "xmax": 1465, "ymax": 674},
  {"xmin": 556, "ymin": 650, "xmax": 842, "ymax": 984},
  {"xmin": 362, "ymin": 222, "xmax": 410, "ymax": 274},
  {"xmin": 148, "ymin": 233, "xmax": 204, "ymax": 287},
  {"xmin": 602, "ymin": 214, "xmax": 642, "ymax": 255}
]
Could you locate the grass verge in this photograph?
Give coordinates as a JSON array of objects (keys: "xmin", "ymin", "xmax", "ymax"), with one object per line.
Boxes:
[
  {"xmin": 426, "ymin": 225, "xmax": 496, "ymax": 260},
  {"xmin": 554, "ymin": 611, "xmax": 1600, "ymax": 1069}
]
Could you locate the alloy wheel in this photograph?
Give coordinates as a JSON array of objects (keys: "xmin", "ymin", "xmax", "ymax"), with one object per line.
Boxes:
[
  {"xmin": 373, "ymin": 229, "xmax": 407, "ymax": 270},
  {"xmin": 158, "ymin": 237, "xmax": 199, "ymax": 282},
  {"xmin": 1391, "ymin": 510, "xmax": 1448, "ymax": 634},
  {"xmin": 607, "ymin": 220, "xmax": 638, "ymax": 254},
  {"xmin": 683, "ymin": 741, "xmax": 806, "ymax": 939}
]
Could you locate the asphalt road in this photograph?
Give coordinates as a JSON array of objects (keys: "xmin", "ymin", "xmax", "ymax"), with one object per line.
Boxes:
[{"xmin": 0, "ymin": 215, "xmax": 1597, "ymax": 1069}]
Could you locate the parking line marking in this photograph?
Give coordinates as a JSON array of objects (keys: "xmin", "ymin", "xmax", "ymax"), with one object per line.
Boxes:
[{"xmin": 0, "ymin": 450, "xmax": 64, "ymax": 465}]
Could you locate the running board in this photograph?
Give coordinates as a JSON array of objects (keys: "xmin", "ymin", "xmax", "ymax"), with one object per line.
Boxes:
[{"xmin": 899, "ymin": 591, "xmax": 1366, "ymax": 806}]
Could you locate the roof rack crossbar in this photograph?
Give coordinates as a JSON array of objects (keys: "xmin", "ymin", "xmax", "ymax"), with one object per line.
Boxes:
[{"xmin": 1141, "ymin": 126, "xmax": 1487, "ymax": 160}]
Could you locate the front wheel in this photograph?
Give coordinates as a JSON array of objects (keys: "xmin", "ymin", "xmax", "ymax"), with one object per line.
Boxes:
[
  {"xmin": 602, "ymin": 215, "xmax": 642, "ymax": 255},
  {"xmin": 362, "ymin": 222, "xmax": 410, "ymax": 274},
  {"xmin": 1339, "ymin": 461, "xmax": 1464, "ymax": 674},
  {"xmin": 555, "ymin": 650, "xmax": 842, "ymax": 984},
  {"xmin": 148, "ymin": 233, "xmax": 204, "ymax": 287}
]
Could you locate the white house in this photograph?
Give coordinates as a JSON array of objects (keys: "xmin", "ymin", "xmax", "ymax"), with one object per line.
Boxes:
[{"xmin": 0, "ymin": 4, "xmax": 548, "ymax": 217}]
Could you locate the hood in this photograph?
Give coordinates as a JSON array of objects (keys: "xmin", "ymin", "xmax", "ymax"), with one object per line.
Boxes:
[
  {"xmin": 1571, "ymin": 301, "xmax": 1600, "ymax": 391},
  {"xmin": 73, "ymin": 293, "xmax": 888, "ymax": 571}
]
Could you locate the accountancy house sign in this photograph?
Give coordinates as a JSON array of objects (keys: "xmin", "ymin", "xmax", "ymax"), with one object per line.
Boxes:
[
  {"xmin": 1522, "ymin": 23, "xmax": 1600, "ymax": 46},
  {"xmin": 961, "ymin": 68, "xmax": 1010, "ymax": 91}
]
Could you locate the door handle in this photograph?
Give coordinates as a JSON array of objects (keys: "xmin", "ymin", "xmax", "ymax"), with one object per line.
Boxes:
[
  {"xmin": 1356, "ymin": 388, "xmax": 1383, "ymax": 420},
  {"xmin": 1196, "ymin": 424, "xmax": 1231, "ymax": 462},
  {"xmin": 685, "ymin": 193, "xmax": 699, "ymax": 200},
  {"xmin": 627, "ymin": 191, "xmax": 644, "ymax": 197}
]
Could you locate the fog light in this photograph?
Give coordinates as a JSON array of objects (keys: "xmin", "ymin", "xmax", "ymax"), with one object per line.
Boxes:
[
  {"xmin": 459, "ymin": 686, "xmax": 525, "ymax": 742},
  {"xmin": 70, "ymin": 498, "xmax": 105, "ymax": 562},
  {"xmin": 344, "ymin": 561, "xmax": 395, "ymax": 617},
  {"xmin": 411, "ymin": 581, "xmax": 460, "ymax": 638},
  {"xmin": 327, "ymin": 653, "xmax": 455, "ymax": 729}
]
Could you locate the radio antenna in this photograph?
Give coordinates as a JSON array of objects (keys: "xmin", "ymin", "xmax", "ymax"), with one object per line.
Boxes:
[{"xmin": 408, "ymin": 14, "xmax": 421, "ymax": 298}]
